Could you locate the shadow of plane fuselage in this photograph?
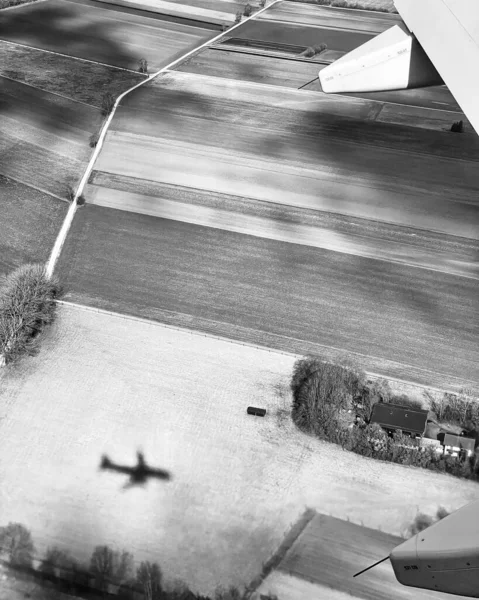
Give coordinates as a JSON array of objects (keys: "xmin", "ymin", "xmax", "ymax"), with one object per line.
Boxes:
[{"xmin": 100, "ymin": 451, "xmax": 172, "ymax": 489}]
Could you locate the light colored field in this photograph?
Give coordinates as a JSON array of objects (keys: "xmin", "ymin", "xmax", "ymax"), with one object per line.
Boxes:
[
  {"xmin": 1, "ymin": 304, "xmax": 478, "ymax": 595},
  {"xmin": 94, "ymin": 129, "xmax": 479, "ymax": 239},
  {"xmin": 94, "ymin": 0, "xmax": 235, "ymax": 25}
]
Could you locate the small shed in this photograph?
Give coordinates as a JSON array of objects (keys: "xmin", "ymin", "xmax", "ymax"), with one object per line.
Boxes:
[
  {"xmin": 441, "ymin": 433, "xmax": 476, "ymax": 457},
  {"xmin": 370, "ymin": 403, "xmax": 429, "ymax": 438}
]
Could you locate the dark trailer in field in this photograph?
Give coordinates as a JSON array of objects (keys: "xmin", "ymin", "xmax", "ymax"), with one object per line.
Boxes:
[{"xmin": 370, "ymin": 403, "xmax": 429, "ymax": 438}]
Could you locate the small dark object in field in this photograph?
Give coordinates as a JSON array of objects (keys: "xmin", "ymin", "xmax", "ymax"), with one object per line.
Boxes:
[
  {"xmin": 247, "ymin": 406, "xmax": 267, "ymax": 417},
  {"xmin": 234, "ymin": 9, "xmax": 242, "ymax": 23},
  {"xmin": 77, "ymin": 195, "xmax": 86, "ymax": 206},
  {"xmin": 451, "ymin": 120, "xmax": 464, "ymax": 133},
  {"xmin": 89, "ymin": 132, "xmax": 99, "ymax": 148},
  {"xmin": 259, "ymin": 0, "xmax": 266, "ymax": 6}
]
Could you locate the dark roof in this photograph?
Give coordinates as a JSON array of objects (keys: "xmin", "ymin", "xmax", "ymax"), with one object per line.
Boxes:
[
  {"xmin": 370, "ymin": 403, "xmax": 428, "ymax": 435},
  {"xmin": 443, "ymin": 434, "xmax": 476, "ymax": 452}
]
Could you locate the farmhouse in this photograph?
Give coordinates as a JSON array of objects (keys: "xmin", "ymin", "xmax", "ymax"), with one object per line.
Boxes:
[{"xmin": 370, "ymin": 403, "xmax": 429, "ymax": 438}]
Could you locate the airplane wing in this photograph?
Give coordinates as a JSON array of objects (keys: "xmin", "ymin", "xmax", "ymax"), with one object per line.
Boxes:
[{"xmin": 145, "ymin": 467, "xmax": 171, "ymax": 480}]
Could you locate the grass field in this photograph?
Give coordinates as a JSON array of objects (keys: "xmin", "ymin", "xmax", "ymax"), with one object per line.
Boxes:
[
  {"xmin": 0, "ymin": 303, "xmax": 477, "ymax": 595},
  {"xmin": 0, "ymin": 0, "xmax": 216, "ymax": 71},
  {"xmin": 56, "ymin": 205, "xmax": 479, "ymax": 390},
  {"xmin": 0, "ymin": 42, "xmax": 145, "ymax": 106},
  {"xmin": 0, "ymin": 175, "xmax": 67, "ymax": 277}
]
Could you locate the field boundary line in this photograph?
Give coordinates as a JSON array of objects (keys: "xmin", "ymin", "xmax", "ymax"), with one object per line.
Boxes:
[
  {"xmin": 44, "ymin": 0, "xmax": 283, "ymax": 279},
  {"xmin": 56, "ymin": 300, "xmax": 474, "ymax": 395},
  {"xmin": 0, "ymin": 173, "xmax": 67, "ymax": 203},
  {"xmin": 0, "ymin": 72, "xmax": 103, "ymax": 110},
  {"xmin": 0, "ymin": 38, "xmax": 146, "ymax": 75}
]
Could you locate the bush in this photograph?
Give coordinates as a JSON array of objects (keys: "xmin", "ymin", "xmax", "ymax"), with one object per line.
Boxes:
[
  {"xmin": 291, "ymin": 356, "xmax": 366, "ymax": 434},
  {"xmin": 258, "ymin": 0, "xmax": 266, "ymax": 6},
  {"xmin": 331, "ymin": 0, "xmax": 347, "ymax": 6},
  {"xmin": 243, "ymin": 3, "xmax": 252, "ymax": 16},
  {"xmin": 451, "ymin": 120, "xmax": 464, "ymax": 133},
  {"xmin": 405, "ymin": 505, "xmax": 451, "ymax": 538},
  {"xmin": 138, "ymin": 58, "xmax": 148, "ymax": 74},
  {"xmin": 316, "ymin": 0, "xmax": 331, "ymax": 4},
  {"xmin": 0, "ymin": 264, "xmax": 62, "ymax": 365},
  {"xmin": 430, "ymin": 391, "xmax": 479, "ymax": 428},
  {"xmin": 89, "ymin": 131, "xmax": 100, "ymax": 148},
  {"xmin": 101, "ymin": 92, "xmax": 115, "ymax": 116},
  {"xmin": 65, "ymin": 184, "xmax": 85, "ymax": 205},
  {"xmin": 234, "ymin": 9, "xmax": 242, "ymax": 23},
  {"xmin": 300, "ymin": 44, "xmax": 327, "ymax": 58}
]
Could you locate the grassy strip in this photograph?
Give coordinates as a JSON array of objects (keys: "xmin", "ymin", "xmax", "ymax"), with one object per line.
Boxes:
[
  {"xmin": 0, "ymin": 264, "xmax": 62, "ymax": 365},
  {"xmin": 244, "ymin": 508, "xmax": 317, "ymax": 598},
  {"xmin": 286, "ymin": 0, "xmax": 398, "ymax": 12}
]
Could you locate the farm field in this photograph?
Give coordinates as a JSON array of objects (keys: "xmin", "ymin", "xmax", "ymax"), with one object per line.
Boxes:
[
  {"xmin": 56, "ymin": 205, "xmax": 479, "ymax": 391},
  {"xmin": 96, "ymin": 72, "xmax": 479, "ymax": 238},
  {"xmin": 94, "ymin": 0, "xmax": 240, "ymax": 26},
  {"xmin": 0, "ymin": 175, "xmax": 67, "ymax": 277},
  {"xmin": 253, "ymin": 1, "xmax": 401, "ymax": 33},
  {"xmin": 0, "ymin": 77, "xmax": 102, "ymax": 197},
  {"xmin": 113, "ymin": 72, "xmax": 478, "ymax": 160},
  {"xmin": 0, "ymin": 41, "xmax": 145, "ymax": 106},
  {"xmin": 0, "ymin": 0, "xmax": 215, "ymax": 71},
  {"xmin": 0, "ymin": 303, "xmax": 478, "ymax": 595},
  {"xmin": 253, "ymin": 514, "xmax": 471, "ymax": 600}
]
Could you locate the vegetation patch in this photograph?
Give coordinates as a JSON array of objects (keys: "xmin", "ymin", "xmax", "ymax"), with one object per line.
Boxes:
[
  {"xmin": 291, "ymin": 355, "xmax": 479, "ymax": 482},
  {"xmin": 0, "ymin": 0, "xmax": 39, "ymax": 8},
  {"xmin": 0, "ymin": 522, "xmax": 274, "ymax": 599},
  {"xmin": 0, "ymin": 264, "xmax": 62, "ymax": 365},
  {"xmin": 315, "ymin": 0, "xmax": 397, "ymax": 11}
]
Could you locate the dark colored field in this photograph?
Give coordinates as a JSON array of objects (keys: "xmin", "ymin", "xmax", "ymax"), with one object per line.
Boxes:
[
  {"xmin": 0, "ymin": 77, "xmax": 101, "ymax": 196},
  {"xmin": 276, "ymin": 514, "xmax": 465, "ymax": 600},
  {"xmin": 0, "ymin": 42, "xmax": 144, "ymax": 107},
  {"xmin": 258, "ymin": 1, "xmax": 400, "ymax": 33},
  {"xmin": 0, "ymin": 0, "xmax": 213, "ymax": 71},
  {"xmin": 175, "ymin": 48, "xmax": 323, "ymax": 87},
  {"xmin": 0, "ymin": 175, "xmax": 67, "ymax": 277},
  {"xmin": 57, "ymin": 206, "xmax": 479, "ymax": 387},
  {"xmin": 232, "ymin": 19, "xmax": 373, "ymax": 52},
  {"xmin": 116, "ymin": 75, "xmax": 479, "ymax": 162}
]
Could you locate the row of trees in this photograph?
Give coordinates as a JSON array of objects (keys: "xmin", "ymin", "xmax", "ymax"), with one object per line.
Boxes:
[
  {"xmin": 290, "ymin": 355, "xmax": 479, "ymax": 481},
  {"xmin": 0, "ymin": 523, "xmax": 278, "ymax": 600},
  {"xmin": 316, "ymin": 0, "xmax": 398, "ymax": 11}
]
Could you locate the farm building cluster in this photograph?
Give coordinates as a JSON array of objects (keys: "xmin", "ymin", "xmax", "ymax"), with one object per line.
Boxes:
[{"xmin": 352, "ymin": 402, "xmax": 478, "ymax": 459}]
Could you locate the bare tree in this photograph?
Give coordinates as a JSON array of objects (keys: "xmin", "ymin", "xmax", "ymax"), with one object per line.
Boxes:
[
  {"xmin": 0, "ymin": 522, "xmax": 35, "ymax": 567},
  {"xmin": 90, "ymin": 545, "xmax": 133, "ymax": 596},
  {"xmin": 136, "ymin": 561, "xmax": 163, "ymax": 600}
]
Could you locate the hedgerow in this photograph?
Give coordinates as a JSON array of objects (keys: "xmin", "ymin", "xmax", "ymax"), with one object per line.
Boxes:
[
  {"xmin": 291, "ymin": 356, "xmax": 479, "ymax": 482},
  {"xmin": 0, "ymin": 264, "xmax": 62, "ymax": 365}
]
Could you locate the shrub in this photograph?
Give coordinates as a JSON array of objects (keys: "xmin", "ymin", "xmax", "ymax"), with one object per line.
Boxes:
[
  {"xmin": 243, "ymin": 3, "xmax": 252, "ymax": 16},
  {"xmin": 0, "ymin": 264, "xmax": 62, "ymax": 365},
  {"xmin": 331, "ymin": 0, "xmax": 347, "ymax": 6},
  {"xmin": 258, "ymin": 0, "xmax": 266, "ymax": 6},
  {"xmin": 405, "ymin": 505, "xmax": 451, "ymax": 538},
  {"xmin": 234, "ymin": 9, "xmax": 242, "ymax": 23},
  {"xmin": 89, "ymin": 131, "xmax": 100, "ymax": 148},
  {"xmin": 300, "ymin": 43, "xmax": 328, "ymax": 58},
  {"xmin": 138, "ymin": 58, "xmax": 148, "ymax": 74},
  {"xmin": 65, "ymin": 184, "xmax": 85, "ymax": 205},
  {"xmin": 291, "ymin": 356, "xmax": 366, "ymax": 434},
  {"xmin": 316, "ymin": 0, "xmax": 331, "ymax": 4},
  {"xmin": 451, "ymin": 120, "xmax": 464, "ymax": 133},
  {"xmin": 101, "ymin": 92, "xmax": 115, "ymax": 116}
]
